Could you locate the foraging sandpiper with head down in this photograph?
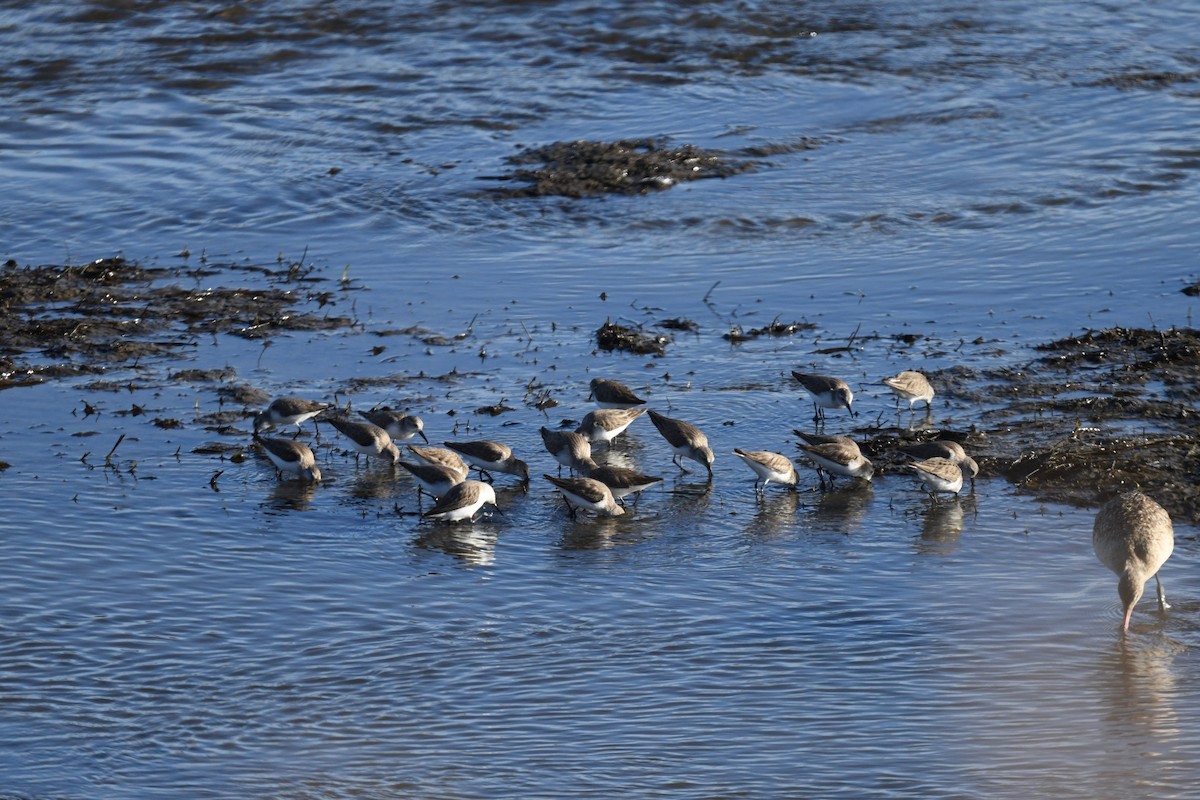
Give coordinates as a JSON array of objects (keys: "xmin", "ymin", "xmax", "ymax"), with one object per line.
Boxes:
[
  {"xmin": 883, "ymin": 370, "xmax": 934, "ymax": 413},
  {"xmin": 361, "ymin": 408, "xmax": 428, "ymax": 443},
  {"xmin": 422, "ymin": 480, "xmax": 499, "ymax": 523},
  {"xmin": 398, "ymin": 460, "xmax": 465, "ymax": 503},
  {"xmin": 575, "ymin": 407, "xmax": 646, "ymax": 446},
  {"xmin": 792, "ymin": 372, "xmax": 855, "ymax": 423},
  {"xmin": 544, "ymin": 474, "xmax": 625, "ymax": 519},
  {"xmin": 443, "ymin": 440, "xmax": 530, "ymax": 486},
  {"xmin": 253, "ymin": 397, "xmax": 329, "ymax": 436},
  {"xmin": 732, "ymin": 448, "xmax": 798, "ymax": 496},
  {"xmin": 326, "ymin": 416, "xmax": 399, "ymax": 466},
  {"xmin": 588, "ymin": 378, "xmax": 647, "ymax": 409},
  {"xmin": 908, "ymin": 457, "xmax": 966, "ymax": 499},
  {"xmin": 797, "ymin": 440, "xmax": 873, "ymax": 489},
  {"xmin": 540, "ymin": 427, "xmax": 599, "ymax": 474},
  {"xmin": 587, "ymin": 464, "xmax": 663, "ymax": 507},
  {"xmin": 647, "ymin": 410, "xmax": 714, "ymax": 479},
  {"xmin": 254, "ymin": 434, "xmax": 322, "ymax": 482}
]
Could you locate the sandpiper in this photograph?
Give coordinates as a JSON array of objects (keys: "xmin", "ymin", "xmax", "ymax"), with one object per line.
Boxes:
[
  {"xmin": 575, "ymin": 408, "xmax": 646, "ymax": 446},
  {"xmin": 587, "ymin": 464, "xmax": 663, "ymax": 507},
  {"xmin": 883, "ymin": 370, "xmax": 934, "ymax": 412},
  {"xmin": 544, "ymin": 474, "xmax": 625, "ymax": 519},
  {"xmin": 900, "ymin": 440, "xmax": 978, "ymax": 487},
  {"xmin": 398, "ymin": 460, "xmax": 465, "ymax": 503},
  {"xmin": 793, "ymin": 429, "xmax": 862, "ymax": 454},
  {"xmin": 422, "ymin": 480, "xmax": 499, "ymax": 523},
  {"xmin": 253, "ymin": 396, "xmax": 329, "ymax": 436},
  {"xmin": 588, "ymin": 378, "xmax": 647, "ymax": 409},
  {"xmin": 326, "ymin": 416, "xmax": 399, "ymax": 465},
  {"xmin": 1093, "ymin": 492, "xmax": 1174, "ymax": 632},
  {"xmin": 732, "ymin": 448, "xmax": 798, "ymax": 495},
  {"xmin": 361, "ymin": 408, "xmax": 428, "ymax": 443},
  {"xmin": 540, "ymin": 427, "xmax": 599, "ymax": 474},
  {"xmin": 797, "ymin": 440, "xmax": 873, "ymax": 489},
  {"xmin": 254, "ymin": 434, "xmax": 322, "ymax": 482},
  {"xmin": 405, "ymin": 445, "xmax": 470, "ymax": 478},
  {"xmin": 908, "ymin": 457, "xmax": 965, "ymax": 499},
  {"xmin": 647, "ymin": 410, "xmax": 714, "ymax": 478},
  {"xmin": 791, "ymin": 372, "xmax": 855, "ymax": 423},
  {"xmin": 443, "ymin": 440, "xmax": 530, "ymax": 485}
]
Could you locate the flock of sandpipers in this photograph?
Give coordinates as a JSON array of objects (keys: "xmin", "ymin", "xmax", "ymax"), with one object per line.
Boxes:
[{"xmin": 250, "ymin": 370, "xmax": 1175, "ymax": 633}]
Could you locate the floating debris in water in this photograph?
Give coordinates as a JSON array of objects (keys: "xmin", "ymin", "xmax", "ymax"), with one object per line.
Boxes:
[
  {"xmin": 485, "ymin": 138, "xmax": 757, "ymax": 198},
  {"xmin": 596, "ymin": 320, "xmax": 669, "ymax": 355},
  {"xmin": 723, "ymin": 317, "xmax": 815, "ymax": 343},
  {"xmin": 657, "ymin": 318, "xmax": 700, "ymax": 333}
]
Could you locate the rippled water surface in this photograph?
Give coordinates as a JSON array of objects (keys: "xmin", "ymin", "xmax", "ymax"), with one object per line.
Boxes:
[{"xmin": 3, "ymin": 1, "xmax": 1200, "ymax": 797}]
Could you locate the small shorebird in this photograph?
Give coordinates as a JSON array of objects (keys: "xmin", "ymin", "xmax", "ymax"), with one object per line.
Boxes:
[
  {"xmin": 326, "ymin": 416, "xmax": 399, "ymax": 466},
  {"xmin": 792, "ymin": 372, "xmax": 855, "ymax": 423},
  {"xmin": 540, "ymin": 427, "xmax": 599, "ymax": 474},
  {"xmin": 732, "ymin": 448, "xmax": 798, "ymax": 495},
  {"xmin": 254, "ymin": 434, "xmax": 322, "ymax": 482},
  {"xmin": 900, "ymin": 440, "xmax": 979, "ymax": 487},
  {"xmin": 405, "ymin": 445, "xmax": 470, "ymax": 478},
  {"xmin": 398, "ymin": 460, "xmax": 465, "ymax": 503},
  {"xmin": 253, "ymin": 396, "xmax": 329, "ymax": 436},
  {"xmin": 883, "ymin": 370, "xmax": 935, "ymax": 412},
  {"xmin": 647, "ymin": 410, "xmax": 714, "ymax": 478},
  {"xmin": 909, "ymin": 457, "xmax": 965, "ymax": 499},
  {"xmin": 587, "ymin": 464, "xmax": 663, "ymax": 507},
  {"xmin": 797, "ymin": 440, "xmax": 873, "ymax": 489},
  {"xmin": 361, "ymin": 408, "xmax": 428, "ymax": 443},
  {"xmin": 794, "ymin": 429, "xmax": 862, "ymax": 454},
  {"xmin": 588, "ymin": 378, "xmax": 647, "ymax": 409},
  {"xmin": 422, "ymin": 480, "xmax": 499, "ymax": 523},
  {"xmin": 443, "ymin": 440, "xmax": 529, "ymax": 486},
  {"xmin": 544, "ymin": 474, "xmax": 625, "ymax": 519},
  {"xmin": 1093, "ymin": 492, "xmax": 1174, "ymax": 632},
  {"xmin": 575, "ymin": 408, "xmax": 645, "ymax": 445}
]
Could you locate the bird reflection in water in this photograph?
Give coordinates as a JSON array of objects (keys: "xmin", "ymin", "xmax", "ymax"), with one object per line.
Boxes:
[
  {"xmin": 807, "ymin": 482, "xmax": 872, "ymax": 535},
  {"xmin": 1095, "ymin": 631, "xmax": 1187, "ymax": 764},
  {"xmin": 914, "ymin": 495, "xmax": 977, "ymax": 557},
  {"xmin": 742, "ymin": 490, "xmax": 802, "ymax": 540},
  {"xmin": 415, "ymin": 525, "xmax": 498, "ymax": 566},
  {"xmin": 264, "ymin": 479, "xmax": 319, "ymax": 512},
  {"xmin": 557, "ymin": 515, "xmax": 628, "ymax": 550},
  {"xmin": 346, "ymin": 468, "xmax": 403, "ymax": 502}
]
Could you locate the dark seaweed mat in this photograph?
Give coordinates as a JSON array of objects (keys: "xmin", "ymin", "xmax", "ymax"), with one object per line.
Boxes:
[
  {"xmin": 980, "ymin": 327, "xmax": 1200, "ymax": 522},
  {"xmin": 0, "ymin": 256, "xmax": 354, "ymax": 387},
  {"xmin": 486, "ymin": 138, "xmax": 757, "ymax": 198}
]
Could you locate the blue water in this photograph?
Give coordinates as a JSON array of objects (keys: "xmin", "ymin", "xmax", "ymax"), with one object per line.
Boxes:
[{"xmin": 2, "ymin": 1, "xmax": 1199, "ymax": 797}]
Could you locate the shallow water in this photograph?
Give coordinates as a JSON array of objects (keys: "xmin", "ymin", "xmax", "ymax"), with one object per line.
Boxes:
[{"xmin": 2, "ymin": 1, "xmax": 1200, "ymax": 797}]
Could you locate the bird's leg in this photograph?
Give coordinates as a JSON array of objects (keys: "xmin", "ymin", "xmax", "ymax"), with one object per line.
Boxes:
[
  {"xmin": 480, "ymin": 469, "xmax": 494, "ymax": 484},
  {"xmin": 1156, "ymin": 574, "xmax": 1171, "ymax": 611}
]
